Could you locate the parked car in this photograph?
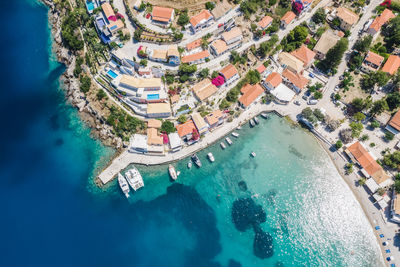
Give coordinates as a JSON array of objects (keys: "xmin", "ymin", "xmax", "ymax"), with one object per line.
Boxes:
[
  {"xmin": 308, "ymin": 99, "xmax": 318, "ymax": 105},
  {"xmin": 302, "ymin": 94, "xmax": 308, "ymax": 101},
  {"xmin": 339, "ymin": 75, "xmax": 344, "ymax": 80},
  {"xmin": 309, "ymin": 73, "xmax": 315, "ymax": 78},
  {"xmin": 294, "ymin": 100, "xmax": 301, "ymax": 106}
]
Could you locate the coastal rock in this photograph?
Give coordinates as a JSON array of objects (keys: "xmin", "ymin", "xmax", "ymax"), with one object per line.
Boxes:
[
  {"xmin": 253, "ymin": 226, "xmax": 274, "ymax": 259},
  {"xmin": 238, "ymin": 181, "xmax": 247, "ymax": 192},
  {"xmin": 231, "ymin": 198, "xmax": 266, "ymax": 232}
]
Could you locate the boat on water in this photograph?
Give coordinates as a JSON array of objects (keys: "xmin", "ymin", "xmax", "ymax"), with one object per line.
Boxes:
[
  {"xmin": 225, "ymin": 137, "xmax": 232, "ymax": 145},
  {"xmin": 232, "ymin": 132, "xmax": 239, "ymax": 138},
  {"xmin": 125, "ymin": 167, "xmax": 144, "ymax": 191},
  {"xmin": 249, "ymin": 119, "xmax": 255, "ymax": 127},
  {"xmin": 261, "ymin": 112, "xmax": 269, "ymax": 119},
  {"xmin": 254, "ymin": 117, "xmax": 259, "ymax": 125},
  {"xmin": 237, "ymin": 126, "xmax": 242, "ymax": 130},
  {"xmin": 187, "ymin": 161, "xmax": 192, "ymax": 169},
  {"xmin": 220, "ymin": 142, "xmax": 226, "ymax": 149},
  {"xmin": 169, "ymin": 164, "xmax": 178, "ymax": 180},
  {"xmin": 118, "ymin": 173, "xmax": 130, "ymax": 198},
  {"xmin": 207, "ymin": 152, "xmax": 215, "ymax": 162},
  {"xmin": 191, "ymin": 154, "xmax": 202, "ymax": 168},
  {"xmin": 251, "ymin": 152, "xmax": 256, "ymax": 157}
]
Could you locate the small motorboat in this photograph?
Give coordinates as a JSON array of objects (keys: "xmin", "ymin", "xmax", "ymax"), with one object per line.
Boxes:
[
  {"xmin": 220, "ymin": 142, "xmax": 226, "ymax": 149},
  {"xmin": 249, "ymin": 119, "xmax": 255, "ymax": 127},
  {"xmin": 254, "ymin": 117, "xmax": 259, "ymax": 125},
  {"xmin": 191, "ymin": 153, "xmax": 202, "ymax": 168},
  {"xmin": 169, "ymin": 164, "xmax": 178, "ymax": 180},
  {"xmin": 251, "ymin": 152, "xmax": 256, "ymax": 157},
  {"xmin": 232, "ymin": 132, "xmax": 239, "ymax": 138},
  {"xmin": 207, "ymin": 152, "xmax": 215, "ymax": 162},
  {"xmin": 187, "ymin": 161, "xmax": 192, "ymax": 169},
  {"xmin": 261, "ymin": 112, "xmax": 269, "ymax": 119},
  {"xmin": 225, "ymin": 137, "xmax": 232, "ymax": 145},
  {"xmin": 237, "ymin": 126, "xmax": 242, "ymax": 130},
  {"xmin": 118, "ymin": 173, "xmax": 130, "ymax": 198}
]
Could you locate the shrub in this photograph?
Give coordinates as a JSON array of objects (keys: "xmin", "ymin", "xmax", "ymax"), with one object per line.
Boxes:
[
  {"xmin": 96, "ymin": 89, "xmax": 107, "ymax": 100},
  {"xmin": 335, "ymin": 140, "xmax": 343, "ymax": 149}
]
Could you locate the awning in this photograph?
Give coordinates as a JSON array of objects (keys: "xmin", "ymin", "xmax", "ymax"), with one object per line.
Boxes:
[{"xmin": 365, "ymin": 178, "xmax": 379, "ymax": 193}]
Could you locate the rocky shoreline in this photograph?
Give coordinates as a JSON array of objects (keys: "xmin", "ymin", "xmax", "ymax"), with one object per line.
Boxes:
[{"xmin": 41, "ymin": 0, "xmax": 123, "ymax": 149}]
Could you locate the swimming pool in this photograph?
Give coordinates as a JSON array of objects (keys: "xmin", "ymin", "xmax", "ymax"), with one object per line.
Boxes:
[
  {"xmin": 147, "ymin": 94, "xmax": 160, "ymax": 100},
  {"xmin": 86, "ymin": 1, "xmax": 95, "ymax": 11},
  {"xmin": 107, "ymin": 69, "xmax": 118, "ymax": 79}
]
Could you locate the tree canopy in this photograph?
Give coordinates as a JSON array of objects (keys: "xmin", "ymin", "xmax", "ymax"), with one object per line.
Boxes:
[
  {"xmin": 318, "ymin": 38, "xmax": 348, "ymax": 72},
  {"xmin": 382, "ymin": 16, "xmax": 400, "ymax": 51}
]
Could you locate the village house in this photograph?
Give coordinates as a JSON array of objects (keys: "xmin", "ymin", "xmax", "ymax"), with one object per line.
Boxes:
[
  {"xmin": 368, "ymin": 8, "xmax": 395, "ymax": 36},
  {"xmin": 147, "ymin": 119, "xmax": 162, "ymax": 129},
  {"xmin": 181, "ymin": 50, "xmax": 210, "ymax": 64},
  {"xmin": 101, "ymin": 2, "xmax": 116, "ymax": 22},
  {"xmin": 382, "ymin": 55, "xmax": 400, "ymax": 75},
  {"xmin": 313, "ymin": 31, "xmax": 340, "ymax": 60},
  {"xmin": 192, "ymin": 79, "xmax": 218, "ymax": 102},
  {"xmin": 192, "ymin": 113, "xmax": 209, "ymax": 135},
  {"xmin": 147, "ymin": 128, "xmax": 164, "ymax": 154},
  {"xmin": 152, "ymin": 6, "xmax": 174, "ymax": 26},
  {"xmin": 146, "ymin": 102, "xmax": 172, "ymax": 118},
  {"xmin": 190, "ymin": 9, "xmax": 214, "ymax": 33},
  {"xmin": 186, "ymin": 38, "xmax": 203, "ymax": 53},
  {"xmin": 129, "ymin": 134, "xmax": 148, "ymax": 153},
  {"xmin": 238, "ymin": 83, "xmax": 264, "ymax": 109},
  {"xmin": 205, "ymin": 110, "xmax": 225, "ymax": 130},
  {"xmin": 278, "ymin": 52, "xmax": 304, "ymax": 74},
  {"xmin": 360, "ymin": 51, "xmax": 384, "ymax": 73},
  {"xmin": 335, "ymin": 7, "xmax": 359, "ymax": 31},
  {"xmin": 390, "ymin": 194, "xmax": 400, "ymax": 223},
  {"xmin": 280, "ymin": 11, "xmax": 296, "ymax": 28},
  {"xmin": 290, "ymin": 45, "xmax": 316, "ymax": 68},
  {"xmin": 210, "ymin": 39, "xmax": 229, "ymax": 57},
  {"xmin": 167, "ymin": 45, "xmax": 180, "ymax": 66},
  {"xmin": 148, "ymin": 49, "xmax": 168, "ymax": 63},
  {"xmin": 219, "ymin": 64, "xmax": 239, "ymax": 86},
  {"xmin": 257, "ymin": 15, "xmax": 273, "ymax": 30},
  {"xmin": 256, "ymin": 64, "xmax": 268, "ymax": 77},
  {"xmin": 168, "ymin": 132, "xmax": 183, "ymax": 152},
  {"xmin": 176, "ymin": 120, "xmax": 197, "ymax": 141},
  {"xmin": 262, "ymin": 72, "xmax": 282, "ymax": 91},
  {"xmin": 118, "ymin": 76, "xmax": 162, "ymax": 91},
  {"xmin": 222, "ymin": 27, "xmax": 243, "ymax": 46},
  {"xmin": 263, "ymin": 72, "xmax": 295, "ymax": 104},
  {"xmin": 386, "ymin": 109, "xmax": 400, "ymax": 135},
  {"xmin": 281, "ymin": 68, "xmax": 309, "ymax": 94}
]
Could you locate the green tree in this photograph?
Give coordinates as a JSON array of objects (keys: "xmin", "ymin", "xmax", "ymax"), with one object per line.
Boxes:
[
  {"xmin": 161, "ymin": 120, "xmax": 176, "ymax": 134},
  {"xmin": 385, "ymin": 131, "xmax": 395, "ymax": 141},
  {"xmin": 353, "ymin": 112, "xmax": 366, "ymax": 122},
  {"xmin": 246, "ymin": 70, "xmax": 260, "ymax": 84},
  {"xmin": 335, "ymin": 140, "xmax": 343, "ymax": 149},
  {"xmin": 382, "ymin": 16, "xmax": 400, "ymax": 50},
  {"xmin": 165, "ymin": 74, "xmax": 175, "ymax": 84},
  {"xmin": 386, "ymin": 92, "xmax": 400, "ymax": 110},
  {"xmin": 179, "ymin": 63, "xmax": 197, "ymax": 75},
  {"xmin": 177, "ymin": 115, "xmax": 187, "ymax": 123},
  {"xmin": 79, "ymin": 75, "xmax": 91, "ymax": 93},
  {"xmin": 96, "ymin": 89, "xmax": 107, "ymax": 100},
  {"xmin": 177, "ymin": 9, "xmax": 189, "ymax": 26},
  {"xmin": 370, "ymin": 120, "xmax": 380, "ymax": 129},
  {"xmin": 353, "ymin": 35, "xmax": 373, "ymax": 53},
  {"xmin": 313, "ymin": 91, "xmax": 323, "ymax": 99},
  {"xmin": 281, "ymin": 25, "xmax": 309, "ymax": 52},
  {"xmin": 198, "ymin": 68, "xmax": 210, "ymax": 79},
  {"xmin": 358, "ymin": 178, "xmax": 366, "ymax": 186},
  {"xmin": 205, "ymin": 2, "xmax": 215, "ymax": 10},
  {"xmin": 312, "ymin": 8, "xmax": 326, "ymax": 24},
  {"xmin": 318, "ymin": 38, "xmax": 348, "ymax": 72},
  {"xmin": 349, "ymin": 121, "xmax": 363, "ymax": 138},
  {"xmin": 370, "ymin": 99, "xmax": 389, "ymax": 116},
  {"xmin": 140, "ymin": 59, "xmax": 148, "ymax": 66}
]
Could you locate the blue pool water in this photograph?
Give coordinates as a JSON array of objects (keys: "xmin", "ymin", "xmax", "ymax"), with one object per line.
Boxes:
[
  {"xmin": 107, "ymin": 69, "xmax": 118, "ymax": 79},
  {"xmin": 86, "ymin": 1, "xmax": 94, "ymax": 11},
  {"xmin": 147, "ymin": 93, "xmax": 160, "ymax": 100},
  {"xmin": 0, "ymin": 0, "xmax": 385, "ymax": 266}
]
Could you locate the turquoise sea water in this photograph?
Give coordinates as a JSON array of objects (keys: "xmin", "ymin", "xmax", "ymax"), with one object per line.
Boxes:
[{"xmin": 0, "ymin": 0, "xmax": 384, "ymax": 266}]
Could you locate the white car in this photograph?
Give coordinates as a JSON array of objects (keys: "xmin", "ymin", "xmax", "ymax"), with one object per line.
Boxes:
[{"xmin": 308, "ymin": 99, "xmax": 318, "ymax": 105}]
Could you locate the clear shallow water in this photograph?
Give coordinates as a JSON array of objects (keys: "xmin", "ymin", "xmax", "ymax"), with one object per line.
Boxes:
[{"xmin": 0, "ymin": 0, "xmax": 384, "ymax": 266}]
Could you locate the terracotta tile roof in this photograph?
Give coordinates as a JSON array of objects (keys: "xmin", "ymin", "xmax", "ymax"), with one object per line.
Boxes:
[
  {"xmin": 167, "ymin": 45, "xmax": 179, "ymax": 58},
  {"xmin": 186, "ymin": 39, "xmax": 202, "ymax": 51},
  {"xmin": 152, "ymin": 6, "xmax": 174, "ymax": 22},
  {"xmin": 364, "ymin": 51, "xmax": 384, "ymax": 68},
  {"xmin": 337, "ymin": 31, "xmax": 345, "ymax": 37},
  {"xmin": 281, "ymin": 11, "xmax": 296, "ymax": 25},
  {"xmin": 290, "ymin": 45, "xmax": 316, "ymax": 66},
  {"xmin": 192, "ymin": 113, "xmax": 208, "ymax": 133},
  {"xmin": 336, "ymin": 7, "xmax": 359, "ymax": 26},
  {"xmin": 389, "ymin": 110, "xmax": 400, "ymax": 131},
  {"xmin": 222, "ymin": 27, "xmax": 242, "ymax": 43},
  {"xmin": 258, "ymin": 15, "xmax": 273, "ymax": 29},
  {"xmin": 278, "ymin": 52, "xmax": 304, "ymax": 73},
  {"xmin": 176, "ymin": 120, "xmax": 196, "ymax": 137},
  {"xmin": 219, "ymin": 64, "xmax": 238, "ymax": 81},
  {"xmin": 210, "ymin": 39, "xmax": 228, "ymax": 55},
  {"xmin": 394, "ymin": 194, "xmax": 400, "ymax": 214},
  {"xmin": 256, "ymin": 64, "xmax": 267, "ymax": 74},
  {"xmin": 347, "ymin": 141, "xmax": 389, "ymax": 184},
  {"xmin": 382, "ymin": 55, "xmax": 400, "ymax": 75},
  {"xmin": 146, "ymin": 102, "xmax": 171, "ymax": 115},
  {"xmin": 314, "ymin": 31, "xmax": 340, "ymax": 55},
  {"xmin": 181, "ymin": 50, "xmax": 210, "ymax": 63},
  {"xmin": 205, "ymin": 110, "xmax": 224, "ymax": 126},
  {"xmin": 107, "ymin": 20, "xmax": 124, "ymax": 33},
  {"xmin": 239, "ymin": 83, "xmax": 264, "ymax": 107},
  {"xmin": 170, "ymin": 94, "xmax": 180, "ymax": 104},
  {"xmin": 192, "ymin": 79, "xmax": 218, "ymax": 101},
  {"xmin": 147, "ymin": 128, "xmax": 163, "ymax": 145},
  {"xmin": 151, "ymin": 49, "xmax": 168, "ymax": 60},
  {"xmin": 147, "ymin": 119, "xmax": 162, "ymax": 128},
  {"xmin": 101, "ymin": 3, "xmax": 115, "ymax": 19},
  {"xmin": 282, "ymin": 69, "xmax": 309, "ymax": 90},
  {"xmin": 190, "ymin": 9, "xmax": 213, "ymax": 28},
  {"xmin": 265, "ymin": 72, "xmax": 282, "ymax": 88},
  {"xmin": 369, "ymin": 8, "xmax": 395, "ymax": 32}
]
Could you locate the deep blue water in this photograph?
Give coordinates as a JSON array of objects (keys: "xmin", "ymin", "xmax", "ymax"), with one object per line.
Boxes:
[{"xmin": 0, "ymin": 1, "xmax": 384, "ymax": 266}]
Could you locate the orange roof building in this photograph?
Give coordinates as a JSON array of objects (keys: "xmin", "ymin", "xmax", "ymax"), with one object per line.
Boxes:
[
  {"xmin": 264, "ymin": 72, "xmax": 282, "ymax": 89},
  {"xmin": 192, "ymin": 79, "xmax": 218, "ymax": 101},
  {"xmin": 147, "ymin": 128, "xmax": 163, "ymax": 146},
  {"xmin": 239, "ymin": 83, "xmax": 264, "ymax": 108},
  {"xmin": 280, "ymin": 11, "xmax": 296, "ymax": 28},
  {"xmin": 205, "ymin": 110, "xmax": 224, "ymax": 128},
  {"xmin": 186, "ymin": 38, "xmax": 202, "ymax": 51},
  {"xmin": 101, "ymin": 2, "xmax": 115, "ymax": 21},
  {"xmin": 147, "ymin": 119, "xmax": 162, "ymax": 129},
  {"xmin": 176, "ymin": 120, "xmax": 196, "ymax": 138},
  {"xmin": 382, "ymin": 55, "xmax": 400, "ymax": 75},
  {"xmin": 347, "ymin": 141, "xmax": 389, "ymax": 185},
  {"xmin": 210, "ymin": 39, "xmax": 229, "ymax": 56},
  {"xmin": 222, "ymin": 27, "xmax": 243, "ymax": 45},
  {"xmin": 290, "ymin": 45, "xmax": 316, "ymax": 67},
  {"xmin": 152, "ymin": 6, "xmax": 174, "ymax": 24},
  {"xmin": 388, "ymin": 110, "xmax": 400, "ymax": 132},
  {"xmin": 368, "ymin": 9, "xmax": 395, "ymax": 35},
  {"xmin": 361, "ymin": 51, "xmax": 384, "ymax": 72},
  {"xmin": 258, "ymin": 15, "xmax": 273, "ymax": 29},
  {"xmin": 190, "ymin": 9, "xmax": 214, "ymax": 32},
  {"xmin": 336, "ymin": 7, "xmax": 359, "ymax": 31},
  {"xmin": 181, "ymin": 50, "xmax": 210, "ymax": 64},
  {"xmin": 219, "ymin": 64, "xmax": 239, "ymax": 82},
  {"xmin": 282, "ymin": 69, "xmax": 309, "ymax": 93},
  {"xmin": 256, "ymin": 64, "xmax": 267, "ymax": 75}
]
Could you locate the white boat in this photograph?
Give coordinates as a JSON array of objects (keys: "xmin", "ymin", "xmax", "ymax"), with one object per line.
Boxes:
[
  {"xmin": 225, "ymin": 137, "xmax": 232, "ymax": 145},
  {"xmin": 125, "ymin": 167, "xmax": 144, "ymax": 191},
  {"xmin": 220, "ymin": 142, "xmax": 226, "ymax": 149},
  {"xmin": 261, "ymin": 112, "xmax": 269, "ymax": 119},
  {"xmin": 251, "ymin": 152, "xmax": 256, "ymax": 157},
  {"xmin": 237, "ymin": 126, "xmax": 242, "ymax": 130},
  {"xmin": 232, "ymin": 132, "xmax": 239, "ymax": 138},
  {"xmin": 169, "ymin": 164, "xmax": 178, "ymax": 180},
  {"xmin": 191, "ymin": 153, "xmax": 202, "ymax": 168},
  {"xmin": 207, "ymin": 152, "xmax": 215, "ymax": 162},
  {"xmin": 250, "ymin": 119, "xmax": 255, "ymax": 127},
  {"xmin": 118, "ymin": 173, "xmax": 130, "ymax": 198},
  {"xmin": 254, "ymin": 117, "xmax": 259, "ymax": 125},
  {"xmin": 187, "ymin": 161, "xmax": 192, "ymax": 169}
]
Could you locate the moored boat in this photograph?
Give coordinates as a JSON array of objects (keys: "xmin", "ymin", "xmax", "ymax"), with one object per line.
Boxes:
[
  {"xmin": 225, "ymin": 137, "xmax": 232, "ymax": 145},
  {"xmin": 187, "ymin": 161, "xmax": 192, "ymax": 169},
  {"xmin": 125, "ymin": 166, "xmax": 144, "ymax": 191},
  {"xmin": 237, "ymin": 126, "xmax": 242, "ymax": 130},
  {"xmin": 232, "ymin": 132, "xmax": 239, "ymax": 138},
  {"xmin": 250, "ymin": 119, "xmax": 255, "ymax": 127},
  {"xmin": 261, "ymin": 112, "xmax": 269, "ymax": 119},
  {"xmin": 168, "ymin": 164, "xmax": 178, "ymax": 180},
  {"xmin": 220, "ymin": 142, "xmax": 226, "ymax": 149},
  {"xmin": 254, "ymin": 117, "xmax": 259, "ymax": 125},
  {"xmin": 207, "ymin": 152, "xmax": 215, "ymax": 162},
  {"xmin": 191, "ymin": 153, "xmax": 202, "ymax": 168},
  {"xmin": 118, "ymin": 173, "xmax": 130, "ymax": 198},
  {"xmin": 251, "ymin": 152, "xmax": 256, "ymax": 157}
]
